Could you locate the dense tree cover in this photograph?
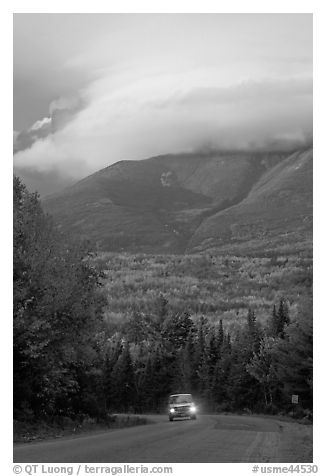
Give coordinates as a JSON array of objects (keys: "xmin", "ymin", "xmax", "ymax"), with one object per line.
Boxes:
[
  {"xmin": 13, "ymin": 176, "xmax": 106, "ymax": 421},
  {"xmin": 102, "ymin": 297, "xmax": 312, "ymax": 416},
  {"xmin": 94, "ymin": 252, "xmax": 313, "ymax": 332},
  {"xmin": 14, "ymin": 176, "xmax": 312, "ymax": 423}
]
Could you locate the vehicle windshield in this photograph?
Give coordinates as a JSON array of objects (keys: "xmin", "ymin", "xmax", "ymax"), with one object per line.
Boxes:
[{"xmin": 169, "ymin": 394, "xmax": 193, "ymax": 404}]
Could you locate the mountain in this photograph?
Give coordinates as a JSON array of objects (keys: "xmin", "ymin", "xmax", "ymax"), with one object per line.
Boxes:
[
  {"xmin": 188, "ymin": 147, "xmax": 313, "ymax": 255},
  {"xmin": 42, "ymin": 148, "xmax": 312, "ymax": 255}
]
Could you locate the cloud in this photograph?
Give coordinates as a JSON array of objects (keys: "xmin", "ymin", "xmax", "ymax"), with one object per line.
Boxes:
[
  {"xmin": 49, "ymin": 95, "xmax": 82, "ymax": 115},
  {"xmin": 14, "ymin": 92, "xmax": 85, "ymax": 155},
  {"xmin": 13, "ymin": 69, "xmax": 312, "ymax": 182},
  {"xmin": 173, "ymin": 78, "xmax": 312, "ymax": 107},
  {"xmin": 13, "ymin": 165, "xmax": 75, "ymax": 197},
  {"xmin": 30, "ymin": 116, "xmax": 52, "ymax": 131}
]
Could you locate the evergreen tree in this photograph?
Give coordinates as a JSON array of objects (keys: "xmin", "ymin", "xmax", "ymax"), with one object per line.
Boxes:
[
  {"xmin": 217, "ymin": 319, "xmax": 224, "ymax": 350},
  {"xmin": 211, "ymin": 334, "xmax": 232, "ymax": 410},
  {"xmin": 207, "ymin": 331, "xmax": 220, "ymax": 376},
  {"xmin": 149, "ymin": 345, "xmax": 174, "ymax": 411},
  {"xmin": 173, "ymin": 334, "xmax": 194, "ymax": 393},
  {"xmin": 110, "ymin": 343, "xmax": 135, "ymax": 411},
  {"xmin": 226, "ymin": 328, "xmax": 262, "ymax": 411},
  {"xmin": 277, "ymin": 299, "xmax": 290, "ymax": 339},
  {"xmin": 134, "ymin": 353, "xmax": 155, "ymax": 412},
  {"xmin": 272, "ymin": 299, "xmax": 312, "ymax": 409},
  {"xmin": 246, "ymin": 308, "xmax": 261, "ymax": 354},
  {"xmin": 196, "ymin": 349, "xmax": 211, "ymax": 406},
  {"xmin": 268, "ymin": 299, "xmax": 290, "ymax": 339},
  {"xmin": 193, "ymin": 317, "xmax": 208, "ymax": 363},
  {"xmin": 103, "ymin": 338, "xmax": 122, "ymax": 410},
  {"xmin": 268, "ymin": 305, "xmax": 279, "ymax": 337}
]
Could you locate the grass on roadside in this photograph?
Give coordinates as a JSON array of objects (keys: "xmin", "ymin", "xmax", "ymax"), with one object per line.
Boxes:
[{"xmin": 14, "ymin": 414, "xmax": 151, "ymax": 443}]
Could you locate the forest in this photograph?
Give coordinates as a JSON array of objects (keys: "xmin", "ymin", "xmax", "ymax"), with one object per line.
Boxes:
[{"xmin": 13, "ymin": 176, "xmax": 313, "ymax": 430}]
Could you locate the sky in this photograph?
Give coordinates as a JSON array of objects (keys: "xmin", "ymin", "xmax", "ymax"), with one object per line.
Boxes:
[{"xmin": 13, "ymin": 13, "xmax": 313, "ymax": 189}]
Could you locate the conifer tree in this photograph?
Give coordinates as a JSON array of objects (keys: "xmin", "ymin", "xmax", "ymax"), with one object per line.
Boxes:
[
  {"xmin": 277, "ymin": 299, "xmax": 290, "ymax": 339},
  {"xmin": 196, "ymin": 349, "xmax": 211, "ymax": 407},
  {"xmin": 207, "ymin": 331, "xmax": 220, "ymax": 376},
  {"xmin": 211, "ymin": 332, "xmax": 232, "ymax": 409},
  {"xmin": 173, "ymin": 332, "xmax": 195, "ymax": 393},
  {"xmin": 267, "ymin": 299, "xmax": 290, "ymax": 339},
  {"xmin": 226, "ymin": 327, "xmax": 262, "ymax": 411},
  {"xmin": 217, "ymin": 319, "xmax": 224, "ymax": 350},
  {"xmin": 246, "ymin": 308, "xmax": 261, "ymax": 353},
  {"xmin": 103, "ymin": 339, "xmax": 122, "ymax": 410},
  {"xmin": 268, "ymin": 305, "xmax": 279, "ymax": 337},
  {"xmin": 273, "ymin": 299, "xmax": 312, "ymax": 409},
  {"xmin": 135, "ymin": 353, "xmax": 155, "ymax": 412},
  {"xmin": 150, "ymin": 345, "xmax": 174, "ymax": 411},
  {"xmin": 110, "ymin": 343, "xmax": 135, "ymax": 411}
]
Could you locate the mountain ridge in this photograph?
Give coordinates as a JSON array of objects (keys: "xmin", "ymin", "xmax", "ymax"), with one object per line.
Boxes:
[{"xmin": 41, "ymin": 147, "xmax": 312, "ymax": 255}]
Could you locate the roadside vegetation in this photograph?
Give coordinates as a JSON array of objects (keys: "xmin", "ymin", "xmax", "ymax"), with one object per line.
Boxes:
[
  {"xmin": 13, "ymin": 415, "xmax": 150, "ymax": 443},
  {"xmin": 13, "ymin": 177, "xmax": 312, "ymax": 441}
]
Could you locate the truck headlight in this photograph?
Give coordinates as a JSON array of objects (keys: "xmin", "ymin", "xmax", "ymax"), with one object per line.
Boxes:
[
  {"xmin": 190, "ymin": 406, "xmax": 196, "ymax": 412},
  {"xmin": 170, "ymin": 408, "xmax": 175, "ymax": 413}
]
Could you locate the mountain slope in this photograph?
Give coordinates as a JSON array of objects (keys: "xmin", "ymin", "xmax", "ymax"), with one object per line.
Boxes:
[
  {"xmin": 187, "ymin": 147, "xmax": 312, "ymax": 254},
  {"xmin": 42, "ymin": 148, "xmax": 312, "ymax": 254}
]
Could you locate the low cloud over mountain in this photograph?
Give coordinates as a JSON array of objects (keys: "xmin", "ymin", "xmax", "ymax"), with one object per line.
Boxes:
[
  {"xmin": 14, "ymin": 14, "xmax": 312, "ymax": 195},
  {"xmin": 14, "ymin": 75, "xmax": 312, "ymax": 184}
]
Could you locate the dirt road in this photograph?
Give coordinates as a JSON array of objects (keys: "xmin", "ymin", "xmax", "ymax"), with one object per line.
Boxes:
[{"xmin": 13, "ymin": 414, "xmax": 312, "ymax": 463}]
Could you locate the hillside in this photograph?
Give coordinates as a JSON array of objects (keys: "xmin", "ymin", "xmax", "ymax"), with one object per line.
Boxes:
[
  {"xmin": 188, "ymin": 147, "xmax": 312, "ymax": 254},
  {"xmin": 42, "ymin": 148, "xmax": 312, "ymax": 254}
]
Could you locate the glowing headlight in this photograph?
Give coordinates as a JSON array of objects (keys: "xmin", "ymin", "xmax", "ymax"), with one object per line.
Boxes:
[
  {"xmin": 190, "ymin": 406, "xmax": 196, "ymax": 412},
  {"xmin": 170, "ymin": 408, "xmax": 175, "ymax": 413}
]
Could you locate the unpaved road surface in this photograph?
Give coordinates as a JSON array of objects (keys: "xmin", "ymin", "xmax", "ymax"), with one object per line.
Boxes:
[{"xmin": 13, "ymin": 414, "xmax": 312, "ymax": 463}]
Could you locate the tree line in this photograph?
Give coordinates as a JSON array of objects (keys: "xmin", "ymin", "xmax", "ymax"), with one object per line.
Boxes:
[
  {"xmin": 13, "ymin": 176, "xmax": 312, "ymax": 424},
  {"xmin": 103, "ymin": 295, "xmax": 312, "ymax": 416}
]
